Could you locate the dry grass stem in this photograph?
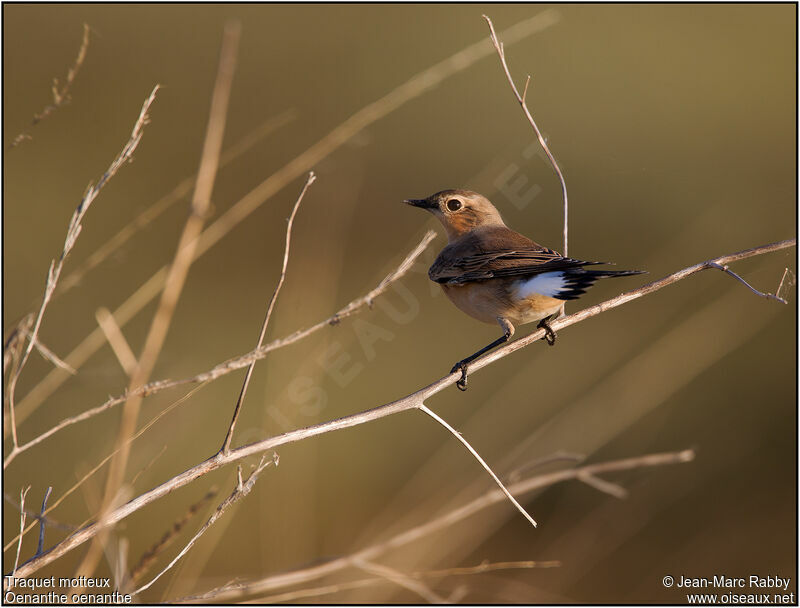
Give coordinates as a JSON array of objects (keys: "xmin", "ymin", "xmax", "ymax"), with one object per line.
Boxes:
[
  {"xmin": 95, "ymin": 307, "xmax": 138, "ymax": 376},
  {"xmin": 484, "ymin": 14, "xmax": 568, "ymax": 257},
  {"xmin": 86, "ymin": 24, "xmax": 240, "ymax": 579},
  {"xmin": 180, "ymin": 449, "xmax": 692, "ymax": 602},
  {"xmin": 221, "ymin": 171, "xmax": 317, "ymax": 454},
  {"xmin": 132, "ymin": 454, "xmax": 277, "ymax": 596},
  {"xmin": 11, "ymin": 240, "xmax": 791, "ymax": 579},
  {"xmin": 3, "ymin": 231, "xmax": 436, "ymax": 467},
  {"xmin": 419, "ymin": 404, "xmax": 538, "ymax": 527},
  {"xmin": 11, "ymin": 10, "xmax": 558, "ymax": 429},
  {"xmin": 12, "ymin": 486, "xmax": 31, "ymax": 576},
  {"xmin": 11, "ymin": 24, "xmax": 90, "ymax": 147},
  {"xmin": 4, "ymin": 85, "xmax": 159, "ymax": 457}
]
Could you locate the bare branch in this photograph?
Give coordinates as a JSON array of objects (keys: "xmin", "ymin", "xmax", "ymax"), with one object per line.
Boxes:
[
  {"xmin": 180, "ymin": 449, "xmax": 693, "ymax": 602},
  {"xmin": 419, "ymin": 404, "xmax": 537, "ymax": 527},
  {"xmin": 484, "ymin": 14, "xmax": 568, "ymax": 256},
  {"xmin": 3, "ymin": 230, "xmax": 436, "ymax": 467},
  {"xmin": 11, "ymin": 239, "xmax": 792, "ymax": 578},
  {"xmin": 221, "ymin": 171, "xmax": 317, "ymax": 454}
]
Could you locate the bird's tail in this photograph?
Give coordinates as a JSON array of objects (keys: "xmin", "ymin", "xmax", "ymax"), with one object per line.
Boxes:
[{"xmin": 554, "ymin": 268, "xmax": 646, "ymax": 301}]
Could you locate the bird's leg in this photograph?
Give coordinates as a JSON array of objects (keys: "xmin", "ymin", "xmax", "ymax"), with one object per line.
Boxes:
[
  {"xmin": 537, "ymin": 315, "xmax": 557, "ymax": 346},
  {"xmin": 450, "ymin": 318, "xmax": 515, "ymax": 391}
]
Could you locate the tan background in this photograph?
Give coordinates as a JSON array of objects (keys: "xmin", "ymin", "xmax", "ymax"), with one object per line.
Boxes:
[{"xmin": 3, "ymin": 4, "xmax": 796, "ymax": 603}]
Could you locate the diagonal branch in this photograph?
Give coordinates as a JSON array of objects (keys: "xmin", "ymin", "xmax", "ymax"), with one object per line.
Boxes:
[
  {"xmin": 3, "ymin": 230, "xmax": 437, "ymax": 468},
  {"xmin": 10, "ymin": 239, "xmax": 791, "ymax": 578}
]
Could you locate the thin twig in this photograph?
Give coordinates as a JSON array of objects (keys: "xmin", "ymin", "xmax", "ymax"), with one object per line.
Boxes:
[
  {"xmin": 35, "ymin": 486, "xmax": 53, "ymax": 557},
  {"xmin": 484, "ymin": 14, "xmax": 568, "ymax": 257},
  {"xmin": 11, "ymin": 24, "xmax": 90, "ymax": 147},
  {"xmin": 707, "ymin": 262, "xmax": 788, "ymax": 304},
  {"xmin": 353, "ymin": 558, "xmax": 447, "ymax": 604},
  {"xmin": 4, "ymin": 230, "xmax": 436, "ymax": 467},
  {"xmin": 179, "ymin": 449, "xmax": 692, "ymax": 602},
  {"xmin": 12, "ymin": 486, "xmax": 31, "ymax": 576},
  {"xmin": 416, "ymin": 560, "xmax": 561, "ymax": 578},
  {"xmin": 131, "ymin": 454, "xmax": 277, "ymax": 596},
  {"xmin": 221, "ymin": 172, "xmax": 316, "ymax": 454},
  {"xmin": 5, "ymin": 85, "xmax": 159, "ymax": 452},
  {"xmin": 775, "ymin": 267, "xmax": 794, "ymax": 301},
  {"xmin": 11, "ymin": 10, "xmax": 559, "ymax": 430},
  {"xmin": 81, "ymin": 24, "xmax": 240, "ymax": 580},
  {"xmin": 11, "ymin": 239, "xmax": 793, "ymax": 578},
  {"xmin": 27, "ymin": 336, "xmax": 76, "ymax": 375},
  {"xmin": 577, "ymin": 472, "xmax": 628, "ymax": 499},
  {"xmin": 95, "ymin": 307, "xmax": 138, "ymax": 376},
  {"xmin": 419, "ymin": 404, "xmax": 537, "ymax": 527}
]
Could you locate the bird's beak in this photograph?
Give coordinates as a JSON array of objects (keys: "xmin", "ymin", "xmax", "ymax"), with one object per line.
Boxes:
[{"xmin": 403, "ymin": 198, "xmax": 437, "ymax": 210}]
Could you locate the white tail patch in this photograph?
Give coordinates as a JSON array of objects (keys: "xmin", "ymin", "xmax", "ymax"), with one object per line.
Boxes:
[{"xmin": 512, "ymin": 272, "xmax": 566, "ymax": 299}]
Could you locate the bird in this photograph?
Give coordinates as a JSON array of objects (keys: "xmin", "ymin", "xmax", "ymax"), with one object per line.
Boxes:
[{"xmin": 404, "ymin": 189, "xmax": 644, "ymax": 390}]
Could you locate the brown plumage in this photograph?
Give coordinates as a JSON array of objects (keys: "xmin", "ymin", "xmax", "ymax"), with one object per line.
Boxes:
[{"xmin": 404, "ymin": 189, "xmax": 644, "ymax": 390}]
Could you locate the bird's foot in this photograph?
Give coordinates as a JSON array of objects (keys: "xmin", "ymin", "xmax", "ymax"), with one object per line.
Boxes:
[
  {"xmin": 537, "ymin": 319, "xmax": 557, "ymax": 346},
  {"xmin": 450, "ymin": 361, "xmax": 469, "ymax": 391}
]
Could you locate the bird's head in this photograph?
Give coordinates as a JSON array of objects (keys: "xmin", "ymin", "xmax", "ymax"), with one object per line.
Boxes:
[{"xmin": 403, "ymin": 189, "xmax": 506, "ymax": 241}]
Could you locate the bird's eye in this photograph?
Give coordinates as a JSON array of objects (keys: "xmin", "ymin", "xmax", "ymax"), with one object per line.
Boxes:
[{"xmin": 446, "ymin": 199, "xmax": 462, "ymax": 212}]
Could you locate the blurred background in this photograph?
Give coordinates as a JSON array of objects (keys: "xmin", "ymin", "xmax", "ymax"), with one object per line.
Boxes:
[{"xmin": 3, "ymin": 4, "xmax": 796, "ymax": 603}]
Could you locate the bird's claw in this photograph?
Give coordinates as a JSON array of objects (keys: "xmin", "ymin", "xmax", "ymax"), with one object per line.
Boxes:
[
  {"xmin": 450, "ymin": 361, "xmax": 469, "ymax": 391},
  {"xmin": 538, "ymin": 319, "xmax": 557, "ymax": 346}
]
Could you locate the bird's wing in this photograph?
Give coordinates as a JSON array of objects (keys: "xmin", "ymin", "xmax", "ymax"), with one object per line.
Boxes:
[{"xmin": 429, "ymin": 247, "xmax": 604, "ymax": 284}]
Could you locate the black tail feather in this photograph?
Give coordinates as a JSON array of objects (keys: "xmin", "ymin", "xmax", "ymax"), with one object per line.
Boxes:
[{"xmin": 553, "ymin": 269, "xmax": 646, "ymax": 301}]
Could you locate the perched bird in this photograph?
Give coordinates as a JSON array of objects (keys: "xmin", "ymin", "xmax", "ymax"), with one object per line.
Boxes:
[{"xmin": 404, "ymin": 189, "xmax": 644, "ymax": 390}]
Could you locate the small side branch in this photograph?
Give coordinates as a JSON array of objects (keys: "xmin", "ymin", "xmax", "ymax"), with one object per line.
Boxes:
[
  {"xmin": 418, "ymin": 404, "xmax": 537, "ymax": 528},
  {"xmin": 706, "ymin": 262, "xmax": 788, "ymax": 304},
  {"xmin": 221, "ymin": 172, "xmax": 316, "ymax": 454},
  {"xmin": 484, "ymin": 14, "xmax": 568, "ymax": 257}
]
